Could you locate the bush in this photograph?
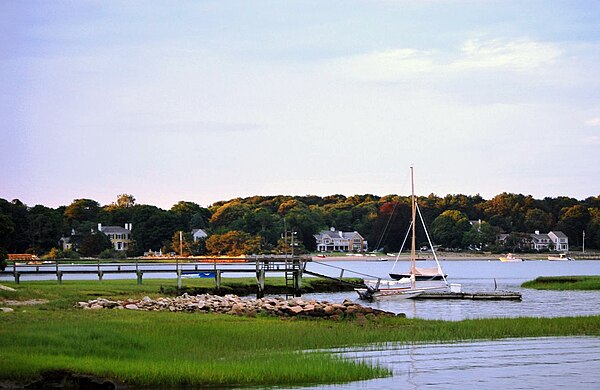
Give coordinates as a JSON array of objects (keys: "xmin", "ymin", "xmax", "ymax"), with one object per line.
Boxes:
[
  {"xmin": 0, "ymin": 247, "xmax": 7, "ymax": 271},
  {"xmin": 99, "ymin": 249, "xmax": 127, "ymax": 259},
  {"xmin": 63, "ymin": 249, "xmax": 80, "ymax": 259}
]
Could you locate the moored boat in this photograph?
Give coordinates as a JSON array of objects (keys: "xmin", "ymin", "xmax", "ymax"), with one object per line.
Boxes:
[
  {"xmin": 499, "ymin": 253, "xmax": 524, "ymax": 262},
  {"xmin": 547, "ymin": 253, "xmax": 574, "ymax": 261}
]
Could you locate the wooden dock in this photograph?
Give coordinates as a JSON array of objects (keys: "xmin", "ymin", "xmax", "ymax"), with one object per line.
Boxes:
[{"xmin": 416, "ymin": 291, "xmax": 522, "ymax": 300}]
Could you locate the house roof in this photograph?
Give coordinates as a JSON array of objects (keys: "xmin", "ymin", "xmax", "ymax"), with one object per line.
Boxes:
[
  {"xmin": 100, "ymin": 226, "xmax": 130, "ymax": 234},
  {"xmin": 530, "ymin": 233, "xmax": 548, "ymax": 241},
  {"xmin": 192, "ymin": 228, "xmax": 207, "ymax": 236},
  {"xmin": 549, "ymin": 231, "xmax": 568, "ymax": 238},
  {"xmin": 314, "ymin": 230, "xmax": 363, "ymax": 240}
]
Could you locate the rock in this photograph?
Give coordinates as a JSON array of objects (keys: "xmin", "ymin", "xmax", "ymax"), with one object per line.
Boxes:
[
  {"xmin": 288, "ymin": 306, "xmax": 303, "ymax": 315},
  {"xmin": 0, "ymin": 284, "xmax": 16, "ymax": 292},
  {"xmin": 323, "ymin": 305, "xmax": 335, "ymax": 315},
  {"xmin": 89, "ymin": 304, "xmax": 103, "ymax": 310},
  {"xmin": 124, "ymin": 304, "xmax": 139, "ymax": 310},
  {"xmin": 1, "ymin": 307, "xmax": 14, "ymax": 313}
]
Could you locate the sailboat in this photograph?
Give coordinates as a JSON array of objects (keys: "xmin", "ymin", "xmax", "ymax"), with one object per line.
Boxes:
[{"xmin": 355, "ymin": 167, "xmax": 449, "ymax": 300}]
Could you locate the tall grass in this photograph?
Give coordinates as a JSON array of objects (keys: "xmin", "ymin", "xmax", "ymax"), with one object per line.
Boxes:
[
  {"xmin": 522, "ymin": 276, "xmax": 600, "ymax": 290},
  {"xmin": 2, "ymin": 280, "xmax": 600, "ymax": 387}
]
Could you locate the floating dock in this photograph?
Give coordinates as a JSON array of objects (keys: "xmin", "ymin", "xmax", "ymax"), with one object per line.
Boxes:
[{"xmin": 416, "ymin": 291, "xmax": 522, "ymax": 301}]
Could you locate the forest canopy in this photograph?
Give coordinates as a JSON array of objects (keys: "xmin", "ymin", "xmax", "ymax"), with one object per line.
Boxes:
[{"xmin": 0, "ymin": 193, "xmax": 599, "ymax": 257}]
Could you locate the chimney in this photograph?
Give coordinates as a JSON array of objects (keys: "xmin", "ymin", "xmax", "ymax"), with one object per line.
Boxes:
[
  {"xmin": 330, "ymin": 227, "xmax": 335, "ymax": 232},
  {"xmin": 535, "ymin": 230, "xmax": 540, "ymax": 235},
  {"xmin": 339, "ymin": 231, "xmax": 343, "ymax": 238},
  {"xmin": 98, "ymin": 223, "xmax": 102, "ymax": 232}
]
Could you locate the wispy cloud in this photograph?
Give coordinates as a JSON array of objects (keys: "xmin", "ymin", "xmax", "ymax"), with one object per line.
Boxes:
[
  {"xmin": 585, "ymin": 117, "xmax": 600, "ymax": 127},
  {"xmin": 329, "ymin": 37, "xmax": 562, "ymax": 82},
  {"xmin": 452, "ymin": 38, "xmax": 561, "ymax": 71}
]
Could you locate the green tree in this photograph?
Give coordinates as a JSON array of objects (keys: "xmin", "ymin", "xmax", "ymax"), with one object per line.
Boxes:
[
  {"xmin": 27, "ymin": 205, "xmax": 66, "ymax": 254},
  {"xmin": 74, "ymin": 231, "xmax": 112, "ymax": 257},
  {"xmin": 64, "ymin": 199, "xmax": 101, "ymax": 223},
  {"xmin": 431, "ymin": 210, "xmax": 471, "ymax": 249},
  {"xmin": 586, "ymin": 208, "xmax": 600, "ymax": 250},
  {"xmin": 523, "ymin": 208, "xmax": 553, "ymax": 233},
  {"xmin": 462, "ymin": 221, "xmax": 497, "ymax": 249},
  {"xmin": 556, "ymin": 205, "xmax": 590, "ymax": 246},
  {"xmin": 0, "ymin": 247, "xmax": 7, "ymax": 271}
]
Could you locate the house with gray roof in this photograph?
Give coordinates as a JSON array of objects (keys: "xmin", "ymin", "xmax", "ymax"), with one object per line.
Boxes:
[
  {"xmin": 314, "ymin": 227, "xmax": 368, "ymax": 252},
  {"xmin": 98, "ymin": 223, "xmax": 132, "ymax": 251},
  {"xmin": 530, "ymin": 230, "xmax": 569, "ymax": 252}
]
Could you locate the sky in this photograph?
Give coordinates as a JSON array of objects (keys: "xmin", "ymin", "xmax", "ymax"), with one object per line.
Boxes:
[{"xmin": 1, "ymin": 0, "xmax": 599, "ymax": 209}]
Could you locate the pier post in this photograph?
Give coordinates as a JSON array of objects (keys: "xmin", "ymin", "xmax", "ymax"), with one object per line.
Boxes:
[
  {"xmin": 256, "ymin": 269, "xmax": 265, "ymax": 298},
  {"xmin": 177, "ymin": 269, "xmax": 182, "ymax": 289},
  {"xmin": 98, "ymin": 270, "xmax": 103, "ymax": 283},
  {"xmin": 57, "ymin": 270, "xmax": 63, "ymax": 285},
  {"xmin": 293, "ymin": 270, "xmax": 301, "ymax": 297},
  {"xmin": 215, "ymin": 270, "xmax": 222, "ymax": 292},
  {"xmin": 137, "ymin": 271, "xmax": 143, "ymax": 285},
  {"xmin": 14, "ymin": 272, "xmax": 20, "ymax": 284}
]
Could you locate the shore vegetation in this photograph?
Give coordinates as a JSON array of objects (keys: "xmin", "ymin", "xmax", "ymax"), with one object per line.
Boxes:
[
  {"xmin": 522, "ymin": 275, "xmax": 600, "ymax": 290},
  {"xmin": 1, "ymin": 279, "xmax": 600, "ymax": 387}
]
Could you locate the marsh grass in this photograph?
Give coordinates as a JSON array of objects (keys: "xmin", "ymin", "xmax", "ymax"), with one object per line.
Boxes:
[
  {"xmin": 2, "ymin": 280, "xmax": 600, "ymax": 387},
  {"xmin": 522, "ymin": 276, "xmax": 600, "ymax": 290}
]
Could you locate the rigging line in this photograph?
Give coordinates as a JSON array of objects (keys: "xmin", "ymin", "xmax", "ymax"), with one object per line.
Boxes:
[
  {"xmin": 373, "ymin": 200, "xmax": 399, "ymax": 252},
  {"xmin": 391, "ymin": 220, "xmax": 413, "ymax": 273},
  {"xmin": 372, "ymin": 169, "xmax": 411, "ymax": 253},
  {"xmin": 416, "ymin": 201, "xmax": 449, "ymax": 287}
]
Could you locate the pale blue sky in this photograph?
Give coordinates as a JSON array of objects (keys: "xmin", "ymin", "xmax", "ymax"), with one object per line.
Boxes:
[{"xmin": 2, "ymin": 1, "xmax": 599, "ymax": 208}]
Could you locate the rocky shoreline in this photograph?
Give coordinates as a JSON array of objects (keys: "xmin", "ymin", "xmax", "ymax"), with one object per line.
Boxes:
[{"xmin": 77, "ymin": 293, "xmax": 401, "ymax": 319}]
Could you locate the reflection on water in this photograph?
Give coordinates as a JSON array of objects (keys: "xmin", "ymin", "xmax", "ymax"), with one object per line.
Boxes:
[{"xmin": 310, "ymin": 337, "xmax": 600, "ymax": 389}]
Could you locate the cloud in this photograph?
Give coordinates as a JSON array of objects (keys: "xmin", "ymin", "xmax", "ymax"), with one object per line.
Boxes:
[
  {"xmin": 585, "ymin": 117, "xmax": 600, "ymax": 127},
  {"xmin": 452, "ymin": 38, "xmax": 561, "ymax": 71},
  {"xmin": 329, "ymin": 37, "xmax": 562, "ymax": 82}
]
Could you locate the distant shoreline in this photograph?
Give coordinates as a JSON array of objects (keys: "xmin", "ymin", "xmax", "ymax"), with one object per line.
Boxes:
[{"xmin": 313, "ymin": 253, "xmax": 600, "ymax": 261}]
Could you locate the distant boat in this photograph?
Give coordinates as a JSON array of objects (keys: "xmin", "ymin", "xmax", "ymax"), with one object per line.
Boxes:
[
  {"xmin": 547, "ymin": 253, "xmax": 574, "ymax": 261},
  {"xmin": 367, "ymin": 257, "xmax": 388, "ymax": 262},
  {"xmin": 499, "ymin": 253, "xmax": 524, "ymax": 262}
]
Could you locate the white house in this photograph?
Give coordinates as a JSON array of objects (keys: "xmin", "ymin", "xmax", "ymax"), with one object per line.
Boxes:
[
  {"xmin": 548, "ymin": 231, "xmax": 569, "ymax": 252},
  {"xmin": 314, "ymin": 227, "xmax": 368, "ymax": 252},
  {"xmin": 530, "ymin": 230, "xmax": 569, "ymax": 252},
  {"xmin": 192, "ymin": 228, "xmax": 208, "ymax": 241},
  {"xmin": 98, "ymin": 223, "xmax": 132, "ymax": 251}
]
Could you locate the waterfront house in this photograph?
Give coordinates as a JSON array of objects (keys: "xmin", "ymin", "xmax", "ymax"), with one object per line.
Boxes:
[
  {"xmin": 192, "ymin": 228, "xmax": 208, "ymax": 241},
  {"xmin": 98, "ymin": 223, "xmax": 132, "ymax": 251},
  {"xmin": 529, "ymin": 230, "xmax": 569, "ymax": 252},
  {"xmin": 314, "ymin": 227, "xmax": 368, "ymax": 252}
]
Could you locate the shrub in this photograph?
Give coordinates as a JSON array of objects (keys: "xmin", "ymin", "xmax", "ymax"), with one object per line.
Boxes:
[{"xmin": 0, "ymin": 247, "xmax": 7, "ymax": 271}]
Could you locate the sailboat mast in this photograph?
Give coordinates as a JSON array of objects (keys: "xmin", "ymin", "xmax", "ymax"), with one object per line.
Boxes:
[{"xmin": 410, "ymin": 166, "xmax": 417, "ymax": 279}]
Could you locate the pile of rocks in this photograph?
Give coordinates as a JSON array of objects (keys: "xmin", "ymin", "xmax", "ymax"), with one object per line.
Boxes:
[{"xmin": 77, "ymin": 293, "xmax": 401, "ymax": 319}]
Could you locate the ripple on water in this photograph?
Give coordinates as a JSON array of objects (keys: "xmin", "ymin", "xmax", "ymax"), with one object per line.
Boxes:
[{"xmin": 306, "ymin": 337, "xmax": 600, "ymax": 389}]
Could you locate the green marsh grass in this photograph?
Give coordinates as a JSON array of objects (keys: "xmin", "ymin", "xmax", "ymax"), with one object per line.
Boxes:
[
  {"xmin": 2, "ymin": 279, "xmax": 600, "ymax": 387},
  {"xmin": 522, "ymin": 275, "xmax": 600, "ymax": 290}
]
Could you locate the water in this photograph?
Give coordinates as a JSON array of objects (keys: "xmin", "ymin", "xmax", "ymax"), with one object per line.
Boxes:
[
  {"xmin": 302, "ymin": 260, "xmax": 600, "ymax": 320},
  {"xmin": 308, "ymin": 337, "xmax": 600, "ymax": 389}
]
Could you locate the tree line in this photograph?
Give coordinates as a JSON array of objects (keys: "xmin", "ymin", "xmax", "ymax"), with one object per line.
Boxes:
[{"xmin": 1, "ymin": 192, "xmax": 599, "ymax": 263}]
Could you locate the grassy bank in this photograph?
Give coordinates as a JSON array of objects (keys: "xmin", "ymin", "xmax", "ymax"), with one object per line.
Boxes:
[
  {"xmin": 2, "ymin": 280, "xmax": 600, "ymax": 388},
  {"xmin": 522, "ymin": 275, "xmax": 600, "ymax": 290}
]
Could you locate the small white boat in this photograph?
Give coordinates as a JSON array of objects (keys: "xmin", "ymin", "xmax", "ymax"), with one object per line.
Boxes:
[
  {"xmin": 547, "ymin": 253, "xmax": 574, "ymax": 261},
  {"xmin": 499, "ymin": 253, "xmax": 524, "ymax": 262}
]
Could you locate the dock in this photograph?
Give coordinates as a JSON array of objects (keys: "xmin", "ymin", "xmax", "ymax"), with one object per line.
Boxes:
[{"xmin": 416, "ymin": 291, "xmax": 522, "ymax": 300}]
